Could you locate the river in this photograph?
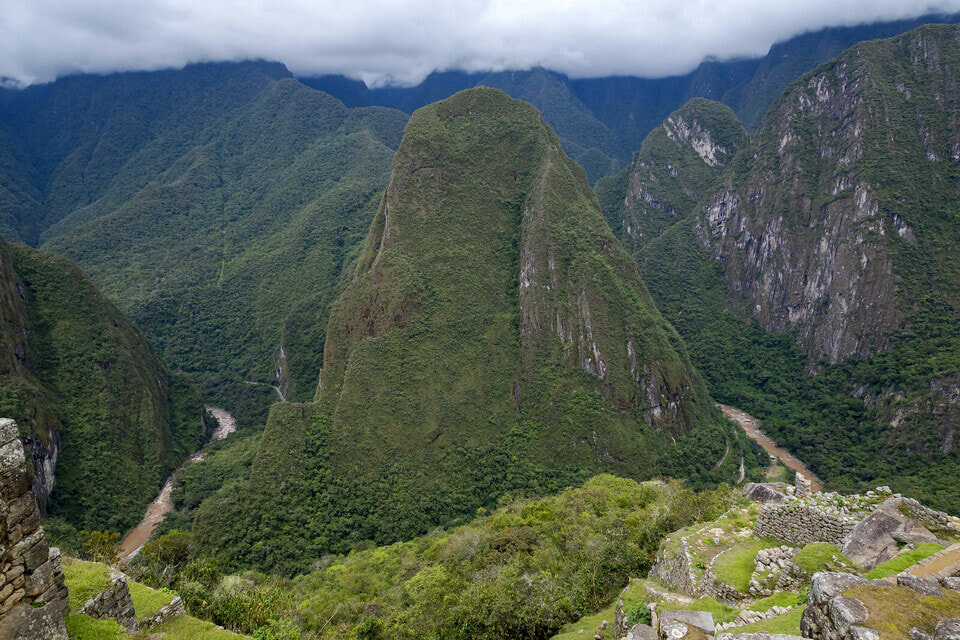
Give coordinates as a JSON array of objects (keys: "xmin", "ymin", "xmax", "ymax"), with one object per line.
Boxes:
[
  {"xmin": 719, "ymin": 404, "xmax": 823, "ymax": 492},
  {"xmin": 118, "ymin": 406, "xmax": 237, "ymax": 561}
]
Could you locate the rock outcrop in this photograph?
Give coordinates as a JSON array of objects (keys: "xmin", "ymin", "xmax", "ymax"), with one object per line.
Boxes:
[{"xmin": 0, "ymin": 418, "xmax": 67, "ymax": 639}]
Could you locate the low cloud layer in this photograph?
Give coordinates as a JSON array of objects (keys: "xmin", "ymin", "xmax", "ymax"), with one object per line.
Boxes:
[{"xmin": 3, "ymin": 0, "xmax": 960, "ymax": 87}]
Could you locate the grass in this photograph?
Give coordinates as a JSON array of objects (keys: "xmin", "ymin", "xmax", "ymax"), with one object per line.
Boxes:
[
  {"xmin": 128, "ymin": 580, "xmax": 177, "ymax": 618},
  {"xmin": 736, "ymin": 606, "xmax": 805, "ymax": 633},
  {"xmin": 865, "ymin": 543, "xmax": 945, "ymax": 579},
  {"xmin": 793, "ymin": 543, "xmax": 853, "ymax": 574},
  {"xmin": 750, "ymin": 590, "xmax": 805, "ymax": 612},
  {"xmin": 64, "ymin": 614, "xmax": 126, "ymax": 640},
  {"xmin": 669, "ymin": 596, "xmax": 739, "ymax": 624},
  {"xmin": 846, "ymin": 584, "xmax": 960, "ymax": 640},
  {"xmin": 712, "ymin": 538, "xmax": 780, "ymax": 592},
  {"xmin": 62, "ymin": 559, "xmax": 114, "ymax": 613},
  {"xmin": 551, "ymin": 600, "xmax": 618, "ymax": 640},
  {"xmin": 150, "ymin": 615, "xmax": 249, "ymax": 639}
]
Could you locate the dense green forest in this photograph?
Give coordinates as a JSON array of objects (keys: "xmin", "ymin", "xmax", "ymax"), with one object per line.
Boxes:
[
  {"xmin": 184, "ymin": 88, "xmax": 761, "ymax": 574},
  {"xmin": 600, "ymin": 25, "xmax": 960, "ymax": 513},
  {"xmin": 129, "ymin": 476, "xmax": 738, "ymax": 639},
  {"xmin": 0, "ymin": 236, "xmax": 206, "ymax": 532}
]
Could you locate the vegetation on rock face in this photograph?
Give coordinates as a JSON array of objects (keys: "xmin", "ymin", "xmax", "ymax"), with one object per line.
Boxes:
[
  {"xmin": 188, "ymin": 87, "xmax": 759, "ymax": 574},
  {"xmin": 595, "ymin": 98, "xmax": 747, "ymax": 255},
  {"xmin": 0, "ymin": 236, "xmax": 205, "ymax": 531},
  {"xmin": 602, "ymin": 25, "xmax": 960, "ymax": 512}
]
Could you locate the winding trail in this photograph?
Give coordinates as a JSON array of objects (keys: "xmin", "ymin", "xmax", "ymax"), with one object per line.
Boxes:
[
  {"xmin": 118, "ymin": 407, "xmax": 237, "ymax": 562},
  {"xmin": 719, "ymin": 404, "xmax": 822, "ymax": 492}
]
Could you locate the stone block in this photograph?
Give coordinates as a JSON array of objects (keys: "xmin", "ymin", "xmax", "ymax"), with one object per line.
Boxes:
[{"xmin": 659, "ymin": 609, "xmax": 714, "ymax": 634}]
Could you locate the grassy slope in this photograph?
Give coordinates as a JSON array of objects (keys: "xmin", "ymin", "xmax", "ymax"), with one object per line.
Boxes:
[{"xmin": 0, "ymin": 238, "xmax": 205, "ymax": 531}]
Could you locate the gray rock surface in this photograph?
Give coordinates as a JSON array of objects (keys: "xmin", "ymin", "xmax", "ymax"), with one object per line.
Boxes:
[
  {"xmin": 743, "ymin": 483, "xmax": 788, "ymax": 504},
  {"xmin": 898, "ymin": 575, "xmax": 944, "ymax": 597},
  {"xmin": 842, "ymin": 497, "xmax": 936, "ymax": 569},
  {"xmin": 944, "ymin": 577, "xmax": 960, "ymax": 592},
  {"xmin": 625, "ymin": 623, "xmax": 656, "ymax": 640},
  {"xmin": 934, "ymin": 619, "xmax": 960, "ymax": 640},
  {"xmin": 659, "ymin": 609, "xmax": 714, "ymax": 634}
]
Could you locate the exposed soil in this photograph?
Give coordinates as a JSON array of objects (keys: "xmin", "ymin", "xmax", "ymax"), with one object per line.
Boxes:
[{"xmin": 719, "ymin": 404, "xmax": 822, "ymax": 492}]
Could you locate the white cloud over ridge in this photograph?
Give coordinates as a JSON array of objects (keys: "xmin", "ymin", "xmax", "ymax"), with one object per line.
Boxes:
[{"xmin": 2, "ymin": 0, "xmax": 959, "ymax": 87}]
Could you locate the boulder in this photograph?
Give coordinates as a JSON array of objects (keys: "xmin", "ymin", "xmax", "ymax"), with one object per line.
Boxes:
[
  {"xmin": 943, "ymin": 577, "xmax": 960, "ymax": 592},
  {"xmin": 935, "ymin": 620, "xmax": 960, "ymax": 640},
  {"xmin": 743, "ymin": 483, "xmax": 788, "ymax": 504},
  {"xmin": 842, "ymin": 498, "xmax": 937, "ymax": 569},
  {"xmin": 660, "ymin": 621, "xmax": 688, "ymax": 639},
  {"xmin": 898, "ymin": 575, "xmax": 944, "ymax": 597},
  {"xmin": 910, "ymin": 629, "xmax": 934, "ymax": 640},
  {"xmin": 625, "ymin": 624, "xmax": 656, "ymax": 640},
  {"xmin": 659, "ymin": 610, "xmax": 714, "ymax": 635}
]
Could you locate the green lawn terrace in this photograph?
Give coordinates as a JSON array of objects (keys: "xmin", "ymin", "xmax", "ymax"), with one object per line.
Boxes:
[{"xmin": 61, "ymin": 558, "xmax": 248, "ymax": 640}]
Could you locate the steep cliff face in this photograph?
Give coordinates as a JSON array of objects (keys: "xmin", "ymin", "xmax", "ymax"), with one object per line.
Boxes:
[
  {"xmin": 695, "ymin": 24, "xmax": 960, "ymax": 368},
  {"xmin": 0, "ymin": 236, "xmax": 205, "ymax": 531},
  {"xmin": 597, "ymin": 99, "xmax": 747, "ymax": 255},
  {"xmin": 604, "ymin": 25, "xmax": 960, "ymax": 511},
  {"xmin": 194, "ymin": 89, "xmax": 757, "ymax": 574}
]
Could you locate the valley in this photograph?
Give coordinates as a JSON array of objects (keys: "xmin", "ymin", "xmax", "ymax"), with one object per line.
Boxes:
[
  {"xmin": 719, "ymin": 405, "xmax": 822, "ymax": 493},
  {"xmin": 118, "ymin": 407, "xmax": 239, "ymax": 562},
  {"xmin": 1, "ymin": 9, "xmax": 959, "ymax": 640}
]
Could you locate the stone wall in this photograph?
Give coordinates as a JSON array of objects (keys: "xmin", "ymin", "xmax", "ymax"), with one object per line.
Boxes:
[
  {"xmin": 899, "ymin": 497, "xmax": 960, "ymax": 533},
  {"xmin": 0, "ymin": 417, "xmax": 68, "ymax": 640},
  {"xmin": 140, "ymin": 595, "xmax": 185, "ymax": 628},
  {"xmin": 80, "ymin": 571, "xmax": 138, "ymax": 631},
  {"xmin": 649, "ymin": 539, "xmax": 697, "ymax": 596},
  {"xmin": 754, "ymin": 502, "xmax": 858, "ymax": 546}
]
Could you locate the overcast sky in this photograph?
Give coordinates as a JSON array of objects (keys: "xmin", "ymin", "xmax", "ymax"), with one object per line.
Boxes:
[{"xmin": 3, "ymin": 0, "xmax": 960, "ymax": 87}]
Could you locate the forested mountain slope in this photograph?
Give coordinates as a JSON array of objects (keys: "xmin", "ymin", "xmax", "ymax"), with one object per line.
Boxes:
[
  {"xmin": 0, "ymin": 63, "xmax": 409, "ymax": 425},
  {"xmin": 0, "ymin": 235, "xmax": 205, "ymax": 532},
  {"xmin": 190, "ymin": 88, "xmax": 758, "ymax": 574},
  {"xmin": 601, "ymin": 24, "xmax": 960, "ymax": 512}
]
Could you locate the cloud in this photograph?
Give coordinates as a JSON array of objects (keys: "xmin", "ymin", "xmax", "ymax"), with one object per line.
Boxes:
[{"xmin": 2, "ymin": 0, "xmax": 959, "ymax": 87}]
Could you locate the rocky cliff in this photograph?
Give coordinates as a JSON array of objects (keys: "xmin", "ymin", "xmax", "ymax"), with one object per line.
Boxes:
[
  {"xmin": 600, "ymin": 24, "xmax": 960, "ymax": 511},
  {"xmin": 597, "ymin": 98, "xmax": 747, "ymax": 256},
  {"xmin": 695, "ymin": 24, "xmax": 960, "ymax": 368}
]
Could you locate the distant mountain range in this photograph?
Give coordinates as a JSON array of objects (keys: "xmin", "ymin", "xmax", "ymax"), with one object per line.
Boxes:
[{"xmin": 303, "ymin": 12, "xmax": 960, "ymax": 183}]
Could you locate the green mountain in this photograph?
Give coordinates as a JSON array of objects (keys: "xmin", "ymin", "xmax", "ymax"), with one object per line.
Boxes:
[
  {"xmin": 0, "ymin": 235, "xmax": 205, "ymax": 531},
  {"xmin": 190, "ymin": 88, "xmax": 758, "ymax": 575},
  {"xmin": 0, "ymin": 63, "xmax": 409, "ymax": 426},
  {"xmin": 602, "ymin": 24, "xmax": 960, "ymax": 512},
  {"xmin": 596, "ymin": 98, "xmax": 747, "ymax": 255}
]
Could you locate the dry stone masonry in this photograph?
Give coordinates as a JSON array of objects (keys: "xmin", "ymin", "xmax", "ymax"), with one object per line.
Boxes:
[
  {"xmin": 80, "ymin": 571, "xmax": 139, "ymax": 631},
  {"xmin": 0, "ymin": 418, "xmax": 68, "ymax": 640},
  {"xmin": 752, "ymin": 490, "xmax": 887, "ymax": 546}
]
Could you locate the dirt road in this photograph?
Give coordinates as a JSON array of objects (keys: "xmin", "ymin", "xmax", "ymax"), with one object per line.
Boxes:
[{"xmin": 719, "ymin": 404, "xmax": 822, "ymax": 492}]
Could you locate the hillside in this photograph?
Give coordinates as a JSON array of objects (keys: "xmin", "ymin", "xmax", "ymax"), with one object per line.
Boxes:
[
  {"xmin": 189, "ymin": 88, "xmax": 759, "ymax": 574},
  {"xmin": 601, "ymin": 25, "xmax": 960, "ymax": 512},
  {"xmin": 0, "ymin": 63, "xmax": 409, "ymax": 426},
  {"xmin": 0, "ymin": 235, "xmax": 205, "ymax": 532},
  {"xmin": 595, "ymin": 98, "xmax": 747, "ymax": 255}
]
